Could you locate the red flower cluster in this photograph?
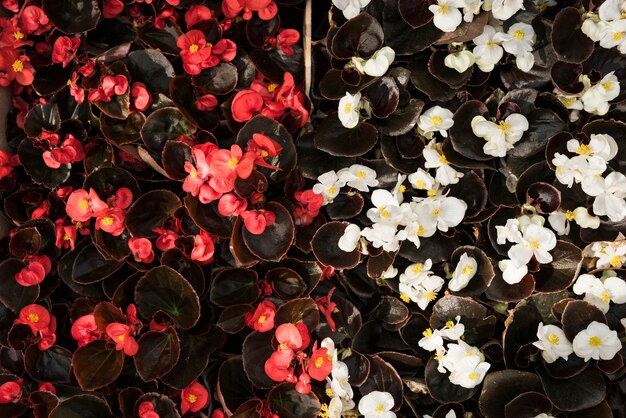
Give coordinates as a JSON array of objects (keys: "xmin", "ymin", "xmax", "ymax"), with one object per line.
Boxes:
[
  {"xmin": 15, "ymin": 255, "xmax": 51, "ymax": 287},
  {"xmin": 88, "ymin": 74, "xmax": 129, "ymax": 103},
  {"xmin": 0, "ymin": 149, "xmax": 19, "ymax": 181},
  {"xmin": 42, "ymin": 133, "xmax": 85, "ymax": 169},
  {"xmin": 222, "ymin": 0, "xmax": 278, "ymax": 21},
  {"xmin": 231, "ymin": 72, "xmax": 308, "ymax": 127},
  {"xmin": 15, "ymin": 304, "xmax": 56, "ymax": 350},
  {"xmin": 181, "ymin": 380, "xmax": 209, "ymax": 414},
  {"xmin": 51, "ymin": 36, "xmax": 80, "ymax": 68},
  {"xmin": 0, "ymin": 46, "xmax": 34, "ymax": 86},
  {"xmin": 0, "ymin": 379, "xmax": 22, "ymax": 404},
  {"xmin": 139, "ymin": 401, "xmax": 160, "ymax": 418},
  {"xmin": 293, "ymin": 189, "xmax": 324, "ymax": 227},
  {"xmin": 177, "ymin": 30, "xmax": 236, "ymax": 76},
  {"xmin": 65, "ymin": 187, "xmax": 133, "ymax": 236}
]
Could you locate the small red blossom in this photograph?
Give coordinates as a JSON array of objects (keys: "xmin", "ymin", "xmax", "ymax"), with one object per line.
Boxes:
[
  {"xmin": 0, "ymin": 46, "xmax": 34, "ymax": 86},
  {"xmin": 195, "ymin": 94, "xmax": 218, "ymax": 111},
  {"xmin": 211, "ymin": 409, "xmax": 226, "ymax": 418},
  {"xmin": 94, "ymin": 208, "xmax": 126, "ymax": 236},
  {"xmin": 295, "ymin": 321, "xmax": 311, "ymax": 350},
  {"xmin": 0, "ymin": 23, "xmax": 31, "ymax": 49},
  {"xmin": 52, "ymin": 36, "xmax": 81, "ymax": 68},
  {"xmin": 245, "ymin": 300, "xmax": 276, "ymax": 332},
  {"xmin": 103, "ymin": 0, "xmax": 124, "ymax": 19},
  {"xmin": 222, "ymin": 0, "xmax": 278, "ymax": 21},
  {"xmin": 264, "ymin": 348, "xmax": 295, "ymax": 382},
  {"xmin": 2, "ymin": 0, "xmax": 18, "ymax": 13},
  {"xmin": 38, "ymin": 382, "xmax": 56, "ymax": 394},
  {"xmin": 294, "ymin": 189, "xmax": 323, "ymax": 226},
  {"xmin": 54, "ymin": 218, "xmax": 77, "ymax": 250},
  {"xmin": 42, "ymin": 134, "xmax": 85, "ymax": 169},
  {"xmin": 106, "ymin": 323, "xmax": 138, "ymax": 356},
  {"xmin": 126, "ymin": 303, "xmax": 143, "ymax": 329},
  {"xmin": 181, "ymin": 380, "xmax": 209, "ymax": 414},
  {"xmin": 0, "ymin": 380, "xmax": 22, "ymax": 404},
  {"xmin": 218, "ymin": 193, "xmax": 248, "ymax": 216},
  {"xmin": 177, "ymin": 30, "xmax": 216, "ymax": 75},
  {"xmin": 307, "ymin": 344, "xmax": 333, "ymax": 381},
  {"xmin": 191, "ymin": 229, "xmax": 215, "ymax": 264},
  {"xmin": 67, "ymin": 72, "xmax": 85, "ymax": 104},
  {"xmin": 185, "ymin": 6, "xmax": 212, "ymax": 28},
  {"xmin": 15, "ymin": 255, "xmax": 52, "ymax": 287},
  {"xmin": 183, "ymin": 144, "xmax": 216, "ymax": 196},
  {"xmin": 66, "ymin": 188, "xmax": 108, "ymax": 222},
  {"xmin": 39, "ymin": 314, "xmax": 57, "ymax": 350},
  {"xmin": 108, "ymin": 187, "xmax": 134, "ymax": 210},
  {"xmin": 231, "ymin": 90, "xmax": 264, "ymax": 122},
  {"xmin": 88, "ymin": 75, "xmax": 128, "ymax": 103},
  {"xmin": 21, "ymin": 6, "xmax": 50, "ymax": 35},
  {"xmin": 316, "ymin": 287, "xmax": 338, "ymax": 332},
  {"xmin": 129, "ymin": 237, "xmax": 155, "ymax": 263},
  {"xmin": 139, "ymin": 401, "xmax": 160, "ymax": 418},
  {"xmin": 15, "ymin": 304, "xmax": 50, "ymax": 333},
  {"xmin": 131, "ymin": 82, "xmax": 152, "ymax": 112},
  {"xmin": 154, "ymin": 228, "xmax": 179, "ymax": 252},
  {"xmin": 295, "ymin": 372, "xmax": 311, "ymax": 394},
  {"xmin": 71, "ymin": 314, "xmax": 102, "ymax": 347},
  {"xmin": 30, "ymin": 201, "xmax": 50, "ymax": 219},
  {"xmin": 276, "ymin": 29, "xmax": 300, "ymax": 56},
  {"xmin": 0, "ymin": 149, "xmax": 18, "ymax": 180},
  {"xmin": 276, "ymin": 323, "xmax": 302, "ymax": 350},
  {"xmin": 211, "ymin": 144, "xmax": 256, "ymax": 180},
  {"xmin": 240, "ymin": 209, "xmax": 276, "ymax": 235},
  {"xmin": 247, "ymin": 133, "xmax": 283, "ymax": 169}
]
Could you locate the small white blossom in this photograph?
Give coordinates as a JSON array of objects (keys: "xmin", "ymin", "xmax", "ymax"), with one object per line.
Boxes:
[
  {"xmin": 489, "ymin": 0, "xmax": 525, "ymax": 21},
  {"xmin": 415, "ymin": 195, "xmax": 467, "ymax": 233},
  {"xmin": 573, "ymin": 272, "xmax": 626, "ymax": 313},
  {"xmin": 582, "ymin": 171, "xmax": 626, "ymax": 222},
  {"xmin": 338, "ymin": 164, "xmax": 379, "ymax": 192},
  {"xmin": 358, "ymin": 391, "xmax": 396, "ymax": 418},
  {"xmin": 338, "ymin": 91, "xmax": 362, "ymax": 129},
  {"xmin": 548, "ymin": 207, "xmax": 600, "ymax": 235},
  {"xmin": 361, "ymin": 223, "xmax": 405, "ymax": 252},
  {"xmin": 472, "ymin": 25, "xmax": 504, "ymax": 72},
  {"xmin": 532, "ymin": 323, "xmax": 573, "ymax": 363},
  {"xmin": 581, "ymin": 72, "xmax": 620, "ymax": 116},
  {"xmin": 332, "ymin": 0, "xmax": 371, "ymax": 20},
  {"xmin": 419, "ymin": 328, "xmax": 445, "ymax": 352},
  {"xmin": 429, "ymin": 0, "xmax": 464, "ymax": 33},
  {"xmin": 361, "ymin": 47, "xmax": 396, "ymax": 77},
  {"xmin": 567, "ymin": 134, "xmax": 618, "ymax": 162},
  {"xmin": 423, "ymin": 144, "xmax": 464, "ymax": 186},
  {"xmin": 450, "ymin": 253, "xmax": 477, "ymax": 291},
  {"xmin": 594, "ymin": 243, "xmax": 626, "ymax": 269},
  {"xmin": 440, "ymin": 316, "xmax": 465, "ymax": 340},
  {"xmin": 572, "ymin": 321, "xmax": 622, "ymax": 361},
  {"xmin": 313, "ymin": 171, "xmax": 346, "ymax": 203},
  {"xmin": 444, "ymin": 50, "xmax": 475, "ymax": 73},
  {"xmin": 408, "ymin": 168, "xmax": 436, "ymax": 192},
  {"xmin": 515, "ymin": 50, "xmax": 535, "ymax": 72},
  {"xmin": 418, "ymin": 106, "xmax": 455, "ymax": 138},
  {"xmin": 338, "ymin": 223, "xmax": 362, "ymax": 252},
  {"xmin": 471, "ymin": 113, "xmax": 529, "ymax": 157}
]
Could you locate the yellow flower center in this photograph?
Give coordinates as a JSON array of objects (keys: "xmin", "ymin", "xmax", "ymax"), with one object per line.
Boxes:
[
  {"xmin": 63, "ymin": 233, "xmax": 71, "ymax": 241},
  {"xmin": 445, "ymin": 320, "xmax": 454, "ymax": 328},
  {"xmin": 327, "ymin": 186, "xmax": 336, "ymax": 195},
  {"xmin": 425, "ymin": 291, "xmax": 437, "ymax": 302},
  {"xmin": 497, "ymin": 120, "xmax": 512, "ymax": 131},
  {"xmin": 12, "ymin": 59, "xmax": 23, "ymax": 72},
  {"xmin": 189, "ymin": 168, "xmax": 198, "ymax": 178},
  {"xmin": 415, "ymin": 180, "xmax": 425, "ymax": 189},
  {"xmin": 610, "ymin": 255, "xmax": 624, "ymax": 267},
  {"xmin": 576, "ymin": 144, "xmax": 591, "ymax": 155},
  {"xmin": 427, "ymin": 189, "xmax": 437, "ymax": 197},
  {"xmin": 79, "ymin": 199, "xmax": 89, "ymax": 210},
  {"xmin": 344, "ymin": 102, "xmax": 352, "ymax": 113},
  {"xmin": 325, "ymin": 388, "xmax": 333, "ymax": 397},
  {"xmin": 118, "ymin": 334, "xmax": 125, "ymax": 341},
  {"xmin": 613, "ymin": 32, "xmax": 624, "ymax": 41},
  {"xmin": 267, "ymin": 83, "xmax": 278, "ymax": 93},
  {"xmin": 28, "ymin": 313, "xmax": 39, "ymax": 323},
  {"xmin": 399, "ymin": 185, "xmax": 406, "ymax": 192},
  {"xmin": 430, "ymin": 115, "xmax": 442, "ymax": 126},
  {"xmin": 463, "ymin": 265, "xmax": 474, "ymax": 276},
  {"xmin": 187, "ymin": 394, "xmax": 197, "ymax": 403},
  {"xmin": 439, "ymin": 154, "xmax": 448, "ymax": 165},
  {"xmin": 565, "ymin": 210, "xmax": 575, "ymax": 221},
  {"xmin": 588, "ymin": 336, "xmax": 602, "ymax": 347},
  {"xmin": 260, "ymin": 150, "xmax": 269, "ymax": 158},
  {"xmin": 101, "ymin": 217, "xmax": 114, "ymax": 226},
  {"xmin": 602, "ymin": 81, "xmax": 613, "ymax": 92},
  {"xmin": 417, "ymin": 225, "xmax": 425, "ymax": 236},
  {"xmin": 189, "ymin": 44, "xmax": 199, "ymax": 53},
  {"xmin": 432, "ymin": 208, "xmax": 441, "ymax": 216},
  {"xmin": 562, "ymin": 97, "xmax": 576, "ymax": 106},
  {"xmin": 486, "ymin": 41, "xmax": 495, "ymax": 47},
  {"xmin": 528, "ymin": 239, "xmax": 540, "ymax": 250},
  {"xmin": 514, "ymin": 30, "xmax": 525, "ymax": 39},
  {"xmin": 423, "ymin": 328, "xmax": 433, "ymax": 337},
  {"xmin": 314, "ymin": 356, "xmax": 324, "ymax": 368},
  {"xmin": 412, "ymin": 263, "xmax": 424, "ymax": 273},
  {"xmin": 599, "ymin": 291, "xmax": 611, "ymax": 303},
  {"xmin": 257, "ymin": 315, "xmax": 266, "ymax": 324},
  {"xmin": 468, "ymin": 372, "xmax": 480, "ymax": 381},
  {"xmin": 227, "ymin": 157, "xmax": 239, "ymax": 168},
  {"xmin": 400, "ymin": 293, "xmax": 410, "ymax": 303},
  {"xmin": 375, "ymin": 404, "xmax": 385, "ymax": 413},
  {"xmin": 356, "ymin": 170, "xmax": 366, "ymax": 178},
  {"xmin": 279, "ymin": 342, "xmax": 288, "ymax": 350},
  {"xmin": 12, "ymin": 31, "xmax": 24, "ymax": 40},
  {"xmin": 319, "ymin": 403, "xmax": 329, "ymax": 418},
  {"xmin": 548, "ymin": 333, "xmax": 559, "ymax": 344}
]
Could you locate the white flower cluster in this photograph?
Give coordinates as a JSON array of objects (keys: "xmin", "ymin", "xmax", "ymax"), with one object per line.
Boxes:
[
  {"xmin": 533, "ymin": 321, "xmax": 622, "ymax": 363},
  {"xmin": 582, "ymin": 0, "xmax": 626, "ymax": 54},
  {"xmin": 312, "ymin": 164, "xmax": 379, "ymax": 204},
  {"xmin": 555, "ymin": 72, "xmax": 621, "ymax": 120},
  {"xmin": 337, "ymin": 46, "xmax": 396, "ymax": 129},
  {"xmin": 331, "ymin": 0, "xmax": 371, "ymax": 20},
  {"xmin": 399, "ymin": 260, "xmax": 445, "ymax": 309},
  {"xmin": 444, "ymin": 22, "xmax": 536, "ymax": 75},
  {"xmin": 591, "ymin": 242, "xmax": 626, "ymax": 269},
  {"xmin": 573, "ymin": 270, "xmax": 626, "ymax": 313},
  {"xmin": 429, "ymin": 0, "xmax": 526, "ymax": 33},
  {"xmin": 419, "ymin": 318, "xmax": 491, "ymax": 389},
  {"xmin": 552, "ymin": 133, "xmax": 626, "ymax": 222},
  {"xmin": 471, "ymin": 112, "xmax": 529, "ymax": 157},
  {"xmin": 336, "ymin": 144, "xmax": 467, "ymax": 254},
  {"xmin": 321, "ymin": 338, "xmax": 357, "ymax": 418},
  {"xmin": 496, "ymin": 214, "xmax": 557, "ymax": 285}
]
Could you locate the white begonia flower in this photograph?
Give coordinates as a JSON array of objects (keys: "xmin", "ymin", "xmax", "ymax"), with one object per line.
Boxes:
[
  {"xmin": 462, "ymin": 0, "xmax": 483, "ymax": 21},
  {"xmin": 581, "ymin": 72, "xmax": 620, "ymax": 115},
  {"xmin": 402, "ymin": 259, "xmax": 433, "ymax": 282},
  {"xmin": 573, "ymin": 207, "xmax": 602, "ymax": 229},
  {"xmin": 338, "ymin": 164, "xmax": 379, "ymax": 192},
  {"xmin": 414, "ymin": 274, "xmax": 446, "ymax": 310},
  {"xmin": 567, "ymin": 134, "xmax": 618, "ymax": 162},
  {"xmin": 391, "ymin": 173, "xmax": 407, "ymax": 204},
  {"xmin": 472, "ymin": 25, "xmax": 504, "ymax": 72},
  {"xmin": 358, "ymin": 391, "xmax": 396, "ymax": 418},
  {"xmin": 471, "ymin": 113, "xmax": 529, "ymax": 157},
  {"xmin": 582, "ymin": 171, "xmax": 626, "ymax": 222},
  {"xmin": 313, "ymin": 170, "xmax": 346, "ymax": 203},
  {"xmin": 490, "ymin": 0, "xmax": 525, "ymax": 21},
  {"xmin": 507, "ymin": 223, "xmax": 557, "ymax": 265},
  {"xmin": 449, "ymin": 253, "xmax": 477, "ymax": 291},
  {"xmin": 548, "ymin": 207, "xmax": 601, "ymax": 236},
  {"xmin": 556, "ymin": 93, "xmax": 584, "ymax": 122},
  {"xmin": 332, "ymin": 0, "xmax": 371, "ymax": 20},
  {"xmin": 423, "ymin": 144, "xmax": 464, "ymax": 185},
  {"xmin": 367, "ymin": 189, "xmax": 403, "ymax": 223},
  {"xmin": 361, "ymin": 222, "xmax": 405, "ymax": 252},
  {"xmin": 495, "ymin": 23, "xmax": 535, "ymax": 56},
  {"xmin": 327, "ymin": 397, "xmax": 344, "ymax": 418},
  {"xmin": 496, "ymin": 218, "xmax": 523, "ymax": 245},
  {"xmin": 532, "ymin": 323, "xmax": 573, "ymax": 363},
  {"xmin": 440, "ymin": 340, "xmax": 491, "ymax": 388},
  {"xmin": 572, "ymin": 321, "xmax": 622, "ymax": 361},
  {"xmin": 622, "ymin": 318, "xmax": 626, "ymax": 332},
  {"xmin": 363, "ymin": 46, "xmax": 396, "ymax": 77},
  {"xmin": 429, "ymin": 0, "xmax": 463, "ymax": 33},
  {"xmin": 449, "ymin": 360, "xmax": 491, "ymax": 389},
  {"xmin": 338, "ymin": 91, "xmax": 362, "ymax": 129},
  {"xmin": 440, "ymin": 316, "xmax": 465, "ymax": 340},
  {"xmin": 404, "ymin": 218, "xmax": 437, "ymax": 248},
  {"xmin": 419, "ymin": 328, "xmax": 445, "ymax": 352},
  {"xmin": 408, "ymin": 168, "xmax": 436, "ymax": 192},
  {"xmin": 599, "ymin": 19, "xmax": 626, "ymax": 52},
  {"xmin": 498, "ymin": 258, "xmax": 528, "ymax": 284},
  {"xmin": 515, "ymin": 50, "xmax": 535, "ymax": 72},
  {"xmin": 418, "ymin": 106, "xmax": 455, "ymax": 138},
  {"xmin": 573, "ymin": 272, "xmax": 626, "ymax": 313},
  {"xmin": 582, "ymin": 18, "xmax": 608, "ymax": 43},
  {"xmin": 415, "ymin": 196, "xmax": 467, "ymax": 232},
  {"xmin": 599, "ymin": 0, "xmax": 625, "ymax": 21},
  {"xmin": 595, "ymin": 243, "xmax": 626, "ymax": 269},
  {"xmin": 328, "ymin": 361, "xmax": 353, "ymax": 399},
  {"xmin": 444, "ymin": 50, "xmax": 475, "ymax": 73},
  {"xmin": 338, "ymin": 223, "xmax": 362, "ymax": 252}
]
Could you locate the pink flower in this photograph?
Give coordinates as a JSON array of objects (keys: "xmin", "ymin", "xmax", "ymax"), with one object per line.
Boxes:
[
  {"xmin": 15, "ymin": 255, "xmax": 52, "ymax": 287},
  {"xmin": 191, "ymin": 230, "xmax": 215, "ymax": 264},
  {"xmin": 128, "ymin": 237, "xmax": 154, "ymax": 263},
  {"xmin": 94, "ymin": 208, "xmax": 126, "ymax": 236},
  {"xmin": 0, "ymin": 380, "xmax": 22, "ymax": 404},
  {"xmin": 181, "ymin": 381, "xmax": 209, "ymax": 414},
  {"xmin": 51, "ymin": 36, "xmax": 80, "ymax": 68},
  {"xmin": 66, "ymin": 188, "xmax": 108, "ymax": 222},
  {"xmin": 71, "ymin": 314, "xmax": 102, "ymax": 347},
  {"xmin": 211, "ymin": 144, "xmax": 256, "ymax": 181},
  {"xmin": 106, "ymin": 323, "xmax": 138, "ymax": 356},
  {"xmin": 218, "ymin": 193, "xmax": 248, "ymax": 216},
  {"xmin": 240, "ymin": 209, "xmax": 276, "ymax": 235},
  {"xmin": 131, "ymin": 82, "xmax": 152, "ymax": 111}
]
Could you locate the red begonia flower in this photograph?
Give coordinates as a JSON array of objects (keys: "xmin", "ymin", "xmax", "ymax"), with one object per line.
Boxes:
[
  {"xmin": 211, "ymin": 144, "xmax": 256, "ymax": 180},
  {"xmin": 15, "ymin": 255, "xmax": 52, "ymax": 287},
  {"xmin": 218, "ymin": 193, "xmax": 248, "ymax": 216},
  {"xmin": 103, "ymin": 0, "xmax": 125, "ymax": 19},
  {"xmin": 128, "ymin": 237, "xmax": 155, "ymax": 263},
  {"xmin": 94, "ymin": 208, "xmax": 126, "ymax": 236},
  {"xmin": 231, "ymin": 90, "xmax": 264, "ymax": 122},
  {"xmin": 15, "ymin": 304, "xmax": 51, "ymax": 333},
  {"xmin": 51, "ymin": 36, "xmax": 81, "ymax": 68},
  {"xmin": 191, "ymin": 229, "xmax": 215, "ymax": 264},
  {"xmin": 71, "ymin": 314, "xmax": 101, "ymax": 347},
  {"xmin": 106, "ymin": 323, "xmax": 138, "ymax": 356},
  {"xmin": 181, "ymin": 380, "xmax": 209, "ymax": 414},
  {"xmin": 245, "ymin": 300, "xmax": 276, "ymax": 332},
  {"xmin": 131, "ymin": 82, "xmax": 152, "ymax": 112},
  {"xmin": 66, "ymin": 188, "xmax": 108, "ymax": 222},
  {"xmin": 195, "ymin": 94, "xmax": 218, "ymax": 111},
  {"xmin": 0, "ymin": 380, "xmax": 22, "ymax": 404},
  {"xmin": 185, "ymin": 5, "xmax": 212, "ymax": 28},
  {"xmin": 0, "ymin": 47, "xmax": 34, "ymax": 86},
  {"xmin": 240, "ymin": 209, "xmax": 276, "ymax": 235},
  {"xmin": 307, "ymin": 344, "xmax": 333, "ymax": 381}
]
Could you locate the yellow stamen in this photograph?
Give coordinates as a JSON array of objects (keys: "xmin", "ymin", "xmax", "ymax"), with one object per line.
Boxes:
[
  {"xmin": 118, "ymin": 334, "xmax": 125, "ymax": 341},
  {"xmin": 189, "ymin": 44, "xmax": 199, "ymax": 53},
  {"xmin": 327, "ymin": 186, "xmax": 336, "ymax": 195},
  {"xmin": 613, "ymin": 32, "xmax": 624, "ymax": 41},
  {"xmin": 412, "ymin": 263, "xmax": 424, "ymax": 273},
  {"xmin": 528, "ymin": 239, "xmax": 540, "ymax": 250},
  {"xmin": 187, "ymin": 394, "xmax": 197, "ymax": 403},
  {"xmin": 610, "ymin": 255, "xmax": 624, "ymax": 267},
  {"xmin": 548, "ymin": 333, "xmax": 559, "ymax": 344},
  {"xmin": 599, "ymin": 291, "xmax": 611, "ymax": 303},
  {"xmin": 462, "ymin": 265, "xmax": 474, "ymax": 276},
  {"xmin": 439, "ymin": 155, "xmax": 448, "ymax": 164},
  {"xmin": 576, "ymin": 144, "xmax": 591, "ymax": 156},
  {"xmin": 356, "ymin": 170, "xmax": 366, "ymax": 178},
  {"xmin": 257, "ymin": 315, "xmax": 266, "ymax": 324},
  {"xmin": 445, "ymin": 320, "xmax": 454, "ymax": 329},
  {"xmin": 12, "ymin": 59, "xmax": 23, "ymax": 72},
  {"xmin": 79, "ymin": 199, "xmax": 89, "ymax": 210},
  {"xmin": 12, "ymin": 31, "xmax": 24, "ymax": 40},
  {"xmin": 375, "ymin": 404, "xmax": 385, "ymax": 412},
  {"xmin": 565, "ymin": 210, "xmax": 575, "ymax": 221},
  {"xmin": 423, "ymin": 328, "xmax": 433, "ymax": 337},
  {"xmin": 267, "ymin": 83, "xmax": 278, "ymax": 93},
  {"xmin": 588, "ymin": 336, "xmax": 602, "ymax": 347},
  {"xmin": 468, "ymin": 372, "xmax": 479, "ymax": 381},
  {"xmin": 430, "ymin": 115, "xmax": 442, "ymax": 126},
  {"xmin": 417, "ymin": 225, "xmax": 425, "ymax": 236},
  {"xmin": 28, "ymin": 313, "xmax": 39, "ymax": 323},
  {"xmin": 432, "ymin": 208, "xmax": 441, "ymax": 216},
  {"xmin": 602, "ymin": 81, "xmax": 613, "ymax": 91},
  {"xmin": 399, "ymin": 185, "xmax": 406, "ymax": 192},
  {"xmin": 101, "ymin": 217, "xmax": 114, "ymax": 226},
  {"xmin": 415, "ymin": 180, "xmax": 425, "ymax": 189},
  {"xmin": 514, "ymin": 30, "xmax": 525, "ymax": 39},
  {"xmin": 325, "ymin": 388, "xmax": 333, "ymax": 397},
  {"xmin": 427, "ymin": 189, "xmax": 437, "ymax": 197},
  {"xmin": 344, "ymin": 103, "xmax": 352, "ymax": 113},
  {"xmin": 314, "ymin": 356, "xmax": 324, "ymax": 368},
  {"xmin": 425, "ymin": 291, "xmax": 437, "ymax": 302},
  {"xmin": 497, "ymin": 120, "xmax": 512, "ymax": 131},
  {"xmin": 227, "ymin": 157, "xmax": 239, "ymax": 168}
]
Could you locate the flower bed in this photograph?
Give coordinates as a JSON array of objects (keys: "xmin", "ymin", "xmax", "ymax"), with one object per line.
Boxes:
[{"xmin": 0, "ymin": 0, "xmax": 625, "ymax": 417}]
